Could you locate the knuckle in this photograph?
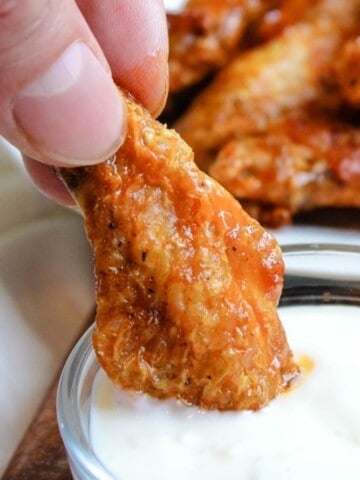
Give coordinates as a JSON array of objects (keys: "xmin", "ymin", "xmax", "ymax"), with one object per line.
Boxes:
[
  {"xmin": 0, "ymin": 0, "xmax": 54, "ymax": 88},
  {"xmin": 0, "ymin": 0, "xmax": 51, "ymax": 51}
]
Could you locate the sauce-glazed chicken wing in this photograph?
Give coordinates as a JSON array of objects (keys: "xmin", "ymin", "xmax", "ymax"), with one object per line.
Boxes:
[
  {"xmin": 168, "ymin": 0, "xmax": 274, "ymax": 93},
  {"xmin": 59, "ymin": 97, "xmax": 297, "ymax": 411},
  {"xmin": 209, "ymin": 108, "xmax": 360, "ymax": 226},
  {"xmin": 172, "ymin": 0, "xmax": 360, "ymax": 225},
  {"xmin": 174, "ymin": 0, "xmax": 360, "ymax": 171}
]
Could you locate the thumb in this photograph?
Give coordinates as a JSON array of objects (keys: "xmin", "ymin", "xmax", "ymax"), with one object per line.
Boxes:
[{"xmin": 0, "ymin": 0, "xmax": 125, "ymax": 166}]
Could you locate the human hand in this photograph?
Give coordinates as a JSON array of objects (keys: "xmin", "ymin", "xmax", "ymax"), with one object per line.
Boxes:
[{"xmin": 0, "ymin": 0, "xmax": 169, "ymax": 204}]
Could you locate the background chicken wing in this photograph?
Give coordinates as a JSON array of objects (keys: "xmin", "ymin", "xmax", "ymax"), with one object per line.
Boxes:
[{"xmin": 170, "ymin": 0, "xmax": 360, "ymax": 225}]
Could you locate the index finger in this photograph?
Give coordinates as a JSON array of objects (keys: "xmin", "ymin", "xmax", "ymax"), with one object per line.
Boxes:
[{"xmin": 77, "ymin": 0, "xmax": 169, "ymax": 117}]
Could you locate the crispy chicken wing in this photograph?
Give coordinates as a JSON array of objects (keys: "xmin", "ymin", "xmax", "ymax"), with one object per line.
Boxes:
[
  {"xmin": 168, "ymin": 0, "xmax": 275, "ymax": 93},
  {"xmin": 168, "ymin": 0, "xmax": 320, "ymax": 95},
  {"xmin": 174, "ymin": 0, "xmax": 360, "ymax": 170},
  {"xmin": 209, "ymin": 108, "xmax": 360, "ymax": 226},
  {"xmin": 59, "ymin": 96, "xmax": 297, "ymax": 411}
]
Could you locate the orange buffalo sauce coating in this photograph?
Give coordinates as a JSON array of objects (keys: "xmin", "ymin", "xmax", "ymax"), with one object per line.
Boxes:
[{"xmin": 60, "ymin": 96, "xmax": 298, "ymax": 411}]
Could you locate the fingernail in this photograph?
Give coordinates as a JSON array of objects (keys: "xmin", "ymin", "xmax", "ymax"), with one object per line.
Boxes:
[
  {"xmin": 13, "ymin": 42, "xmax": 125, "ymax": 165},
  {"xmin": 151, "ymin": 60, "xmax": 169, "ymax": 118}
]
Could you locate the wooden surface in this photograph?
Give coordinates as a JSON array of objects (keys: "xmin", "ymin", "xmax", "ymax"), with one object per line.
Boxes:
[
  {"xmin": 3, "ymin": 315, "xmax": 94, "ymax": 480},
  {"xmin": 3, "ymin": 367, "xmax": 72, "ymax": 480}
]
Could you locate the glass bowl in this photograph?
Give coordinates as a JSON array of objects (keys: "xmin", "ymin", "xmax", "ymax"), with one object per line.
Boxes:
[{"xmin": 57, "ymin": 244, "xmax": 360, "ymax": 480}]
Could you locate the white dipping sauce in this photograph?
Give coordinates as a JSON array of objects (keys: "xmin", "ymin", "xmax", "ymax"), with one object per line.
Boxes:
[{"xmin": 90, "ymin": 305, "xmax": 360, "ymax": 480}]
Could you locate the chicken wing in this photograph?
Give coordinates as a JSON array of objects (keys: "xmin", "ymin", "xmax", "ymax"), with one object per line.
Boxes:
[
  {"xmin": 174, "ymin": 0, "xmax": 360, "ymax": 170},
  {"xmin": 168, "ymin": 0, "xmax": 275, "ymax": 93},
  {"xmin": 59, "ymin": 96, "xmax": 297, "ymax": 411},
  {"xmin": 209, "ymin": 107, "xmax": 360, "ymax": 226},
  {"xmin": 252, "ymin": 0, "xmax": 325, "ymax": 43}
]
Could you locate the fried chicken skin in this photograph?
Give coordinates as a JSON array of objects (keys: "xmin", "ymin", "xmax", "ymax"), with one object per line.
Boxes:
[
  {"xmin": 209, "ymin": 108, "xmax": 360, "ymax": 226},
  {"xmin": 174, "ymin": 0, "xmax": 360, "ymax": 170},
  {"xmin": 59, "ymin": 96, "xmax": 297, "ymax": 411},
  {"xmin": 168, "ymin": 0, "xmax": 274, "ymax": 93}
]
